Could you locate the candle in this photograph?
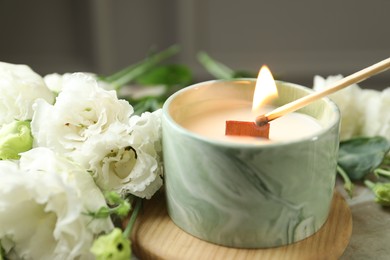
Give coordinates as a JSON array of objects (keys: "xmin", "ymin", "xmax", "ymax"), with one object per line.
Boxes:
[
  {"xmin": 181, "ymin": 104, "xmax": 322, "ymax": 144},
  {"xmin": 162, "ymin": 78, "xmax": 340, "ymax": 248}
]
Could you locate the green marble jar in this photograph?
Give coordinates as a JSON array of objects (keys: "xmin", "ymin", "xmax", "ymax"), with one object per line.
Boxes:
[{"xmin": 162, "ymin": 79, "xmax": 340, "ymax": 248}]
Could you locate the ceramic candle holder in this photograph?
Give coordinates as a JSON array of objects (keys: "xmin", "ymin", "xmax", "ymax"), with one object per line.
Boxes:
[{"xmin": 162, "ymin": 79, "xmax": 340, "ymax": 248}]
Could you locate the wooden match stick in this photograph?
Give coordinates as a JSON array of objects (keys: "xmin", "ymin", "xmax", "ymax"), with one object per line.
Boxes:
[
  {"xmin": 226, "ymin": 120, "xmax": 270, "ymax": 138},
  {"xmin": 256, "ymin": 57, "xmax": 390, "ymax": 126}
]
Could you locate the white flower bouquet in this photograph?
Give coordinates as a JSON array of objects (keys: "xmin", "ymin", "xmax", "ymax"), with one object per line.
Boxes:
[{"xmin": 0, "ymin": 46, "xmax": 192, "ymax": 260}]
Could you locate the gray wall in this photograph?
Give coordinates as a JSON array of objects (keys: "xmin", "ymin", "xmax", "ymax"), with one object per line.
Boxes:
[{"xmin": 1, "ymin": 0, "xmax": 389, "ymax": 89}]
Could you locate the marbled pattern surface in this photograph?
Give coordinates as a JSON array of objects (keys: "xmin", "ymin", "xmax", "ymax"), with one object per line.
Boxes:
[{"xmin": 162, "ymin": 80, "xmax": 340, "ymax": 248}]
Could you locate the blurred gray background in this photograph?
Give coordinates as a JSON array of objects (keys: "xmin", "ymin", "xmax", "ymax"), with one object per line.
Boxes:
[{"xmin": 0, "ymin": 0, "xmax": 389, "ymax": 89}]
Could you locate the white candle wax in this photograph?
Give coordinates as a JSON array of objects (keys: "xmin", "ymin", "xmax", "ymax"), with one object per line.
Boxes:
[{"xmin": 181, "ymin": 103, "xmax": 322, "ymax": 144}]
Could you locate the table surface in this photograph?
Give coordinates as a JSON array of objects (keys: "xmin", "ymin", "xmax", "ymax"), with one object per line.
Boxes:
[{"xmin": 336, "ymin": 179, "xmax": 390, "ymax": 260}]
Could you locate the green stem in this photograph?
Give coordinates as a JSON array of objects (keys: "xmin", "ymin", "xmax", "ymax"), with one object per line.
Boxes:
[
  {"xmin": 374, "ymin": 168, "xmax": 390, "ymax": 178},
  {"xmin": 85, "ymin": 206, "xmax": 120, "ymax": 219},
  {"xmin": 337, "ymin": 165, "xmax": 354, "ymax": 197},
  {"xmin": 364, "ymin": 179, "xmax": 376, "ymax": 190},
  {"xmin": 104, "ymin": 45, "xmax": 180, "ymax": 89},
  {"xmin": 108, "ymin": 205, "xmax": 121, "ymax": 214},
  {"xmin": 123, "ymin": 198, "xmax": 142, "ymax": 238}
]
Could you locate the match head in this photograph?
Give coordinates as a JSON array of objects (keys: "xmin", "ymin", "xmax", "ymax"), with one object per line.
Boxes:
[{"xmin": 255, "ymin": 115, "xmax": 269, "ymax": 127}]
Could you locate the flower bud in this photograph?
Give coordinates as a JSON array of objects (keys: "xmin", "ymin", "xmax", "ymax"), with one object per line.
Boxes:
[
  {"xmin": 372, "ymin": 182, "xmax": 390, "ymax": 206},
  {"xmin": 90, "ymin": 228, "xmax": 131, "ymax": 260},
  {"xmin": 366, "ymin": 180, "xmax": 390, "ymax": 206},
  {"xmin": 0, "ymin": 121, "xmax": 33, "ymax": 160}
]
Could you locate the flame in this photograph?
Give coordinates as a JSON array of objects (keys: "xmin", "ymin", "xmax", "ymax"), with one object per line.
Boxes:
[{"xmin": 252, "ymin": 65, "xmax": 278, "ymax": 112}]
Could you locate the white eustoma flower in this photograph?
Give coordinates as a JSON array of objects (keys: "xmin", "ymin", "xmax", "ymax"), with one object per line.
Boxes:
[
  {"xmin": 313, "ymin": 75, "xmax": 363, "ymax": 140},
  {"xmin": 0, "ymin": 147, "xmax": 114, "ymax": 260},
  {"xmin": 0, "ymin": 62, "xmax": 54, "ymax": 125},
  {"xmin": 358, "ymin": 88, "xmax": 390, "ymax": 139},
  {"xmin": 32, "ymin": 73, "xmax": 163, "ymax": 198},
  {"xmin": 32, "ymin": 73, "xmax": 133, "ymax": 153},
  {"xmin": 62, "ymin": 110, "xmax": 163, "ymax": 199},
  {"xmin": 126, "ymin": 110, "xmax": 163, "ymax": 198},
  {"xmin": 43, "ymin": 72, "xmax": 73, "ymax": 93},
  {"xmin": 313, "ymin": 75, "xmax": 390, "ymax": 141}
]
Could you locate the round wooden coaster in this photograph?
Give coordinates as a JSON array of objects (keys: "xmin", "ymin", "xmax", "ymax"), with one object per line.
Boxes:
[{"xmin": 131, "ymin": 192, "xmax": 352, "ymax": 260}]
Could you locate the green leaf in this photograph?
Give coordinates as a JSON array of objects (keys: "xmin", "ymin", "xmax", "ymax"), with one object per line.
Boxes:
[
  {"xmin": 197, "ymin": 51, "xmax": 234, "ymax": 79},
  {"xmin": 132, "ymin": 98, "xmax": 162, "ymax": 115},
  {"xmin": 99, "ymin": 45, "xmax": 180, "ymax": 89},
  {"xmin": 337, "ymin": 136, "xmax": 390, "ymax": 180},
  {"xmin": 197, "ymin": 51, "xmax": 257, "ymax": 80},
  {"xmin": 135, "ymin": 64, "xmax": 192, "ymax": 87}
]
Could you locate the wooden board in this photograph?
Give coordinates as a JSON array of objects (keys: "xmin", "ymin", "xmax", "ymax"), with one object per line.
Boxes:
[{"xmin": 131, "ymin": 192, "xmax": 352, "ymax": 260}]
